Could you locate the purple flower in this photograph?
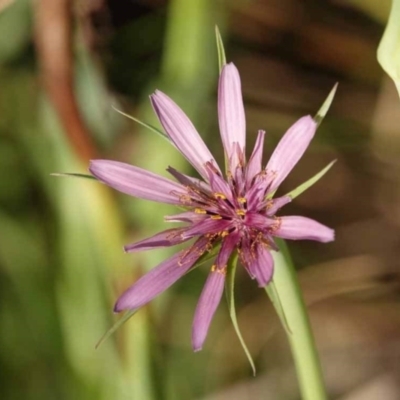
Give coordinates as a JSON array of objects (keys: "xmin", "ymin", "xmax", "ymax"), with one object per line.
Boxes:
[{"xmin": 89, "ymin": 63, "xmax": 334, "ymax": 351}]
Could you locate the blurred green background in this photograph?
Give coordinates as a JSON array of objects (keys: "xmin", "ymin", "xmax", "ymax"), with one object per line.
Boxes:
[{"xmin": 1, "ymin": 0, "xmax": 400, "ymax": 399}]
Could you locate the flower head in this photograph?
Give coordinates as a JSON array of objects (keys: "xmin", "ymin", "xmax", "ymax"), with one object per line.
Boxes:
[{"xmin": 89, "ymin": 62, "xmax": 334, "ymax": 351}]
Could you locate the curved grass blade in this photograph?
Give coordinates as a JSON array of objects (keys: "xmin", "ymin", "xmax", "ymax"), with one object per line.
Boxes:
[
  {"xmin": 51, "ymin": 172, "xmax": 97, "ymax": 180},
  {"xmin": 225, "ymin": 252, "xmax": 256, "ymax": 376},
  {"xmin": 95, "ymin": 308, "xmax": 137, "ymax": 349},
  {"xmin": 285, "ymin": 160, "xmax": 336, "ymax": 200},
  {"xmin": 314, "ymin": 83, "xmax": 338, "ymax": 126},
  {"xmin": 265, "ymin": 280, "xmax": 291, "ymax": 335},
  {"xmin": 215, "ymin": 26, "xmax": 226, "ymax": 74},
  {"xmin": 112, "ymin": 106, "xmax": 170, "ymax": 142}
]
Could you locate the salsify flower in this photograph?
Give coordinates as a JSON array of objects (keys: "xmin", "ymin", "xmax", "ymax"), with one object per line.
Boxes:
[{"xmin": 89, "ymin": 63, "xmax": 334, "ymax": 351}]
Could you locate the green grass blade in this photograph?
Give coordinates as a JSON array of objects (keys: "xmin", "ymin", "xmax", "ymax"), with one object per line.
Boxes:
[
  {"xmin": 215, "ymin": 26, "xmax": 227, "ymax": 74},
  {"xmin": 285, "ymin": 160, "xmax": 336, "ymax": 200},
  {"xmin": 314, "ymin": 83, "xmax": 338, "ymax": 126},
  {"xmin": 51, "ymin": 172, "xmax": 97, "ymax": 180},
  {"xmin": 265, "ymin": 281, "xmax": 292, "ymax": 335},
  {"xmin": 112, "ymin": 106, "xmax": 170, "ymax": 142},
  {"xmin": 225, "ymin": 253, "xmax": 256, "ymax": 376},
  {"xmin": 95, "ymin": 309, "xmax": 138, "ymax": 349}
]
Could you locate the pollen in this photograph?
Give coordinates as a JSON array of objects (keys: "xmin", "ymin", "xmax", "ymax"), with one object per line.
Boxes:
[
  {"xmin": 270, "ymin": 216, "xmax": 282, "ymax": 233},
  {"xmin": 265, "ymin": 200, "xmax": 273, "ymax": 210},
  {"xmin": 237, "ymin": 197, "xmax": 247, "ymax": 204},
  {"xmin": 214, "ymin": 192, "xmax": 226, "ymax": 200},
  {"xmin": 236, "ymin": 209, "xmax": 246, "ymax": 217},
  {"xmin": 179, "ymin": 194, "xmax": 192, "ymax": 204},
  {"xmin": 211, "ymin": 265, "xmax": 227, "ymax": 275},
  {"xmin": 195, "ymin": 208, "xmax": 207, "ymax": 214}
]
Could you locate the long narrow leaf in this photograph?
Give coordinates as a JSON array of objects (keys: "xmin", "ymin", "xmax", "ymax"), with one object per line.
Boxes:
[
  {"xmin": 112, "ymin": 106, "xmax": 170, "ymax": 142},
  {"xmin": 51, "ymin": 172, "xmax": 97, "ymax": 180},
  {"xmin": 265, "ymin": 281, "xmax": 291, "ymax": 335},
  {"xmin": 225, "ymin": 253, "xmax": 256, "ymax": 375},
  {"xmin": 285, "ymin": 160, "xmax": 336, "ymax": 200},
  {"xmin": 215, "ymin": 26, "xmax": 226, "ymax": 74},
  {"xmin": 314, "ymin": 83, "xmax": 338, "ymax": 126},
  {"xmin": 96, "ymin": 309, "xmax": 137, "ymax": 349}
]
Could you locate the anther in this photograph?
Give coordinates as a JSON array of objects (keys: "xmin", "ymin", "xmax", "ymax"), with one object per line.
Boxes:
[
  {"xmin": 214, "ymin": 193, "xmax": 226, "ymax": 200},
  {"xmin": 237, "ymin": 197, "xmax": 247, "ymax": 204},
  {"xmin": 211, "ymin": 265, "xmax": 227, "ymax": 275},
  {"xmin": 195, "ymin": 208, "xmax": 207, "ymax": 214},
  {"xmin": 236, "ymin": 209, "xmax": 246, "ymax": 217},
  {"xmin": 211, "ymin": 215, "xmax": 222, "ymax": 220}
]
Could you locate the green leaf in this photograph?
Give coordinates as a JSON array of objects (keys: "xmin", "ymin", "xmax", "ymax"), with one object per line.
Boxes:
[
  {"xmin": 265, "ymin": 281, "xmax": 291, "ymax": 335},
  {"xmin": 314, "ymin": 83, "xmax": 338, "ymax": 126},
  {"xmin": 51, "ymin": 172, "xmax": 97, "ymax": 180},
  {"xmin": 215, "ymin": 25, "xmax": 227, "ymax": 74},
  {"xmin": 112, "ymin": 106, "xmax": 170, "ymax": 142},
  {"xmin": 95, "ymin": 309, "xmax": 137, "ymax": 349},
  {"xmin": 225, "ymin": 253, "xmax": 256, "ymax": 376},
  {"xmin": 285, "ymin": 160, "xmax": 336, "ymax": 200},
  {"xmin": 378, "ymin": 0, "xmax": 400, "ymax": 98}
]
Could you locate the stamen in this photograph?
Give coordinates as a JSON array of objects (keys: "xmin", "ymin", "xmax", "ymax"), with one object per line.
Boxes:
[
  {"xmin": 178, "ymin": 194, "xmax": 192, "ymax": 205},
  {"xmin": 210, "ymin": 215, "xmax": 222, "ymax": 220},
  {"xmin": 236, "ymin": 209, "xmax": 246, "ymax": 217},
  {"xmin": 211, "ymin": 265, "xmax": 227, "ymax": 275},
  {"xmin": 237, "ymin": 197, "xmax": 247, "ymax": 204},
  {"xmin": 270, "ymin": 216, "xmax": 282, "ymax": 233},
  {"xmin": 265, "ymin": 200, "xmax": 273, "ymax": 210},
  {"xmin": 221, "ymin": 230, "xmax": 229, "ymax": 237},
  {"xmin": 214, "ymin": 192, "xmax": 226, "ymax": 200},
  {"xmin": 195, "ymin": 208, "xmax": 207, "ymax": 214}
]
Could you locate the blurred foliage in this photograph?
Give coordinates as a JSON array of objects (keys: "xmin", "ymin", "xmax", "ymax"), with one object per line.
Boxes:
[{"xmin": 1, "ymin": 0, "xmax": 400, "ymax": 400}]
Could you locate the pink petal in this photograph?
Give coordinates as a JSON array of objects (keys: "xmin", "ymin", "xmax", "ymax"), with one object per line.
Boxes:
[
  {"xmin": 164, "ymin": 211, "xmax": 208, "ymax": 224},
  {"xmin": 274, "ymin": 216, "xmax": 334, "ymax": 242},
  {"xmin": 205, "ymin": 162, "xmax": 234, "ymax": 203},
  {"xmin": 248, "ymin": 245, "xmax": 274, "ymax": 287},
  {"xmin": 192, "ymin": 268, "xmax": 225, "ymax": 351},
  {"xmin": 191, "ymin": 233, "xmax": 239, "ymax": 351},
  {"xmin": 89, "ymin": 160, "xmax": 184, "ymax": 205},
  {"xmin": 114, "ymin": 238, "xmax": 208, "ymax": 312},
  {"xmin": 264, "ymin": 195, "xmax": 291, "ymax": 216},
  {"xmin": 218, "ymin": 63, "xmax": 246, "ymax": 169},
  {"xmin": 216, "ymin": 231, "xmax": 241, "ymax": 267},
  {"xmin": 150, "ymin": 90, "xmax": 220, "ymax": 180},
  {"xmin": 244, "ymin": 212, "xmax": 275, "ymax": 230},
  {"xmin": 266, "ymin": 116, "xmax": 317, "ymax": 193},
  {"xmin": 246, "ymin": 130, "xmax": 265, "ymax": 186},
  {"xmin": 181, "ymin": 218, "xmax": 232, "ymax": 239},
  {"xmin": 124, "ymin": 228, "xmax": 189, "ymax": 253},
  {"xmin": 167, "ymin": 166, "xmax": 211, "ymax": 195}
]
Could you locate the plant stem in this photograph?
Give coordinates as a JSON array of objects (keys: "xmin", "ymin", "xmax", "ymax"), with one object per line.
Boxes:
[{"xmin": 267, "ymin": 241, "xmax": 327, "ymax": 400}]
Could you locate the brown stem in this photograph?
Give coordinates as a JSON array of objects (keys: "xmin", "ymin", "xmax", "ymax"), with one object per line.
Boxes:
[{"xmin": 34, "ymin": 0, "xmax": 98, "ymax": 161}]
